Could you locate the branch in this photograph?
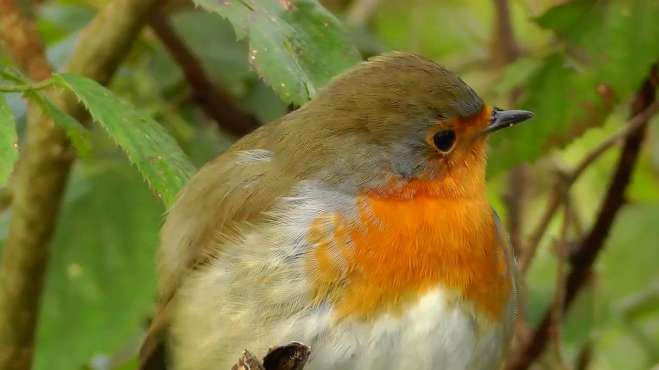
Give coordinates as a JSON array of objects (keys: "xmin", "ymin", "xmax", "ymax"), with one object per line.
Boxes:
[
  {"xmin": 574, "ymin": 341, "xmax": 593, "ymax": 370},
  {"xmin": 0, "ymin": 78, "xmax": 52, "ymax": 92},
  {"xmin": 490, "ymin": 0, "xmax": 520, "ymax": 66},
  {"xmin": 149, "ymin": 13, "xmax": 260, "ymax": 137},
  {"xmin": 507, "ymin": 63, "xmax": 659, "ymax": 370},
  {"xmin": 0, "ymin": 2, "xmax": 65, "ymax": 368},
  {"xmin": 346, "ymin": 0, "xmax": 381, "ymax": 27},
  {"xmin": 0, "ymin": 0, "xmax": 161, "ymax": 369},
  {"xmin": 490, "ymin": 0, "xmax": 527, "ymax": 257},
  {"xmin": 519, "ymin": 97, "xmax": 659, "ymax": 273},
  {"xmin": 519, "ymin": 184, "xmax": 562, "ymax": 273},
  {"xmin": 503, "ymin": 165, "xmax": 528, "ymax": 256},
  {"xmin": 549, "ymin": 203, "xmax": 570, "ymax": 370},
  {"xmin": 0, "ymin": 188, "xmax": 10, "ymax": 213},
  {"xmin": 232, "ymin": 343, "xmax": 310, "ymax": 370}
]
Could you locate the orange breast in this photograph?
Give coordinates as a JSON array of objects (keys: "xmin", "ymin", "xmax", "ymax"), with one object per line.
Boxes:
[{"xmin": 305, "ymin": 187, "xmax": 512, "ymax": 322}]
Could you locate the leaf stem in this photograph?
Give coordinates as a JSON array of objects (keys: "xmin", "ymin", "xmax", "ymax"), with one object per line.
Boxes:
[
  {"xmin": 0, "ymin": 78, "xmax": 52, "ymax": 93},
  {"xmin": 0, "ymin": 68, "xmax": 25, "ymax": 83}
]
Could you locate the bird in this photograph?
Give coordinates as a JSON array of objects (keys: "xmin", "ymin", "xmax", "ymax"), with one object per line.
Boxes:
[{"xmin": 140, "ymin": 52, "xmax": 533, "ymax": 370}]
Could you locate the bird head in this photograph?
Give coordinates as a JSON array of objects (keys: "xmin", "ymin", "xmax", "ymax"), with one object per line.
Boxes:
[{"xmin": 279, "ymin": 53, "xmax": 533, "ymax": 199}]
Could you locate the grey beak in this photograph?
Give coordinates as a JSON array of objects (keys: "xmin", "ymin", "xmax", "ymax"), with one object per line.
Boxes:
[{"xmin": 486, "ymin": 108, "xmax": 534, "ymax": 134}]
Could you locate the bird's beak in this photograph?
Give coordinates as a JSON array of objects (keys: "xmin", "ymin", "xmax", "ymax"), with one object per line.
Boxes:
[{"xmin": 485, "ymin": 107, "xmax": 534, "ymax": 134}]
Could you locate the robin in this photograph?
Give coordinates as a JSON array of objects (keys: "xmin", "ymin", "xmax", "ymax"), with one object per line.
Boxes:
[{"xmin": 141, "ymin": 52, "xmax": 533, "ymax": 370}]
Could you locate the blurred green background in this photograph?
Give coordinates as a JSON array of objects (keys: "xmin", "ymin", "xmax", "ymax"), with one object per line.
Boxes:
[{"xmin": 1, "ymin": 0, "xmax": 658, "ymax": 370}]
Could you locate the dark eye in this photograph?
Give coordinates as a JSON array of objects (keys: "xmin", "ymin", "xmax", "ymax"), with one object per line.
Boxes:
[{"xmin": 433, "ymin": 130, "xmax": 456, "ymax": 152}]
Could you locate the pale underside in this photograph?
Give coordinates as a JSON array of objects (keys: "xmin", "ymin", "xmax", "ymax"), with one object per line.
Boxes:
[
  {"xmin": 155, "ymin": 54, "xmax": 513, "ymax": 370},
  {"xmin": 164, "ymin": 153, "xmax": 516, "ymax": 370}
]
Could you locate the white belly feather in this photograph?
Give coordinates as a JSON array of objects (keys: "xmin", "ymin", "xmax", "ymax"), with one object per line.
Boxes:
[
  {"xmin": 167, "ymin": 179, "xmax": 515, "ymax": 370},
  {"xmin": 270, "ymin": 288, "xmax": 511, "ymax": 370}
]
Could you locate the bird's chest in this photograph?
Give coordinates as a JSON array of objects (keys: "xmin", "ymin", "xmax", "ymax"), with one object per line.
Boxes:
[
  {"xmin": 289, "ymin": 190, "xmax": 516, "ymax": 369},
  {"xmin": 305, "ymin": 193, "xmax": 513, "ymax": 322}
]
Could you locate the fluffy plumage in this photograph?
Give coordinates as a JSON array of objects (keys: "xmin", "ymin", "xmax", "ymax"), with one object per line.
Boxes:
[{"xmin": 141, "ymin": 52, "xmax": 520, "ymax": 370}]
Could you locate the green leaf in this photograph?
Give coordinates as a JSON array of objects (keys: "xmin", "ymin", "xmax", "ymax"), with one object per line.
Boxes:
[
  {"xmin": 194, "ymin": 0, "xmax": 361, "ymax": 105},
  {"xmin": 53, "ymin": 73, "xmax": 196, "ymax": 206},
  {"xmin": 489, "ymin": 0, "xmax": 659, "ymax": 173},
  {"xmin": 0, "ymin": 95, "xmax": 19, "ymax": 186},
  {"xmin": 27, "ymin": 92, "xmax": 92, "ymax": 157},
  {"xmin": 30, "ymin": 158, "xmax": 162, "ymax": 370}
]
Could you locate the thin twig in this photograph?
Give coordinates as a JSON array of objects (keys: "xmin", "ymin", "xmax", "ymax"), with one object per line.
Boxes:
[
  {"xmin": 574, "ymin": 341, "xmax": 593, "ymax": 370},
  {"xmin": 507, "ymin": 63, "xmax": 659, "ymax": 370},
  {"xmin": 490, "ymin": 0, "xmax": 528, "ymax": 258},
  {"xmin": 346, "ymin": 0, "xmax": 381, "ymax": 27},
  {"xmin": 520, "ymin": 180, "xmax": 561, "ymax": 273},
  {"xmin": 568, "ymin": 99, "xmax": 659, "ymax": 183},
  {"xmin": 491, "ymin": 0, "xmax": 520, "ymax": 66},
  {"xmin": 565, "ymin": 192, "xmax": 583, "ymax": 240},
  {"xmin": 519, "ymin": 98, "xmax": 659, "ymax": 273},
  {"xmin": 0, "ymin": 78, "xmax": 52, "ymax": 92},
  {"xmin": 149, "ymin": 12, "xmax": 260, "ymax": 137},
  {"xmin": 549, "ymin": 202, "xmax": 570, "ymax": 370},
  {"xmin": 618, "ymin": 284, "xmax": 659, "ymax": 320},
  {"xmin": 504, "ymin": 165, "xmax": 528, "ymax": 256}
]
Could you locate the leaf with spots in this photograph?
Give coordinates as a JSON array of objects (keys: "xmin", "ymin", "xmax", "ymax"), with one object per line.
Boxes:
[
  {"xmin": 53, "ymin": 73, "xmax": 196, "ymax": 206},
  {"xmin": 0, "ymin": 95, "xmax": 19, "ymax": 187},
  {"xmin": 194, "ymin": 0, "xmax": 361, "ymax": 105},
  {"xmin": 489, "ymin": 0, "xmax": 659, "ymax": 173}
]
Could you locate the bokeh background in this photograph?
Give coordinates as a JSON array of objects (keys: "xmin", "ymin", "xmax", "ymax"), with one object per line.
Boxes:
[{"xmin": 1, "ymin": 1, "xmax": 658, "ymax": 370}]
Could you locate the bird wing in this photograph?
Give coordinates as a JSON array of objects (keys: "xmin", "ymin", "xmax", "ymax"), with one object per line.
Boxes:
[
  {"xmin": 492, "ymin": 210, "xmax": 519, "ymax": 348},
  {"xmin": 140, "ymin": 120, "xmax": 300, "ymax": 369}
]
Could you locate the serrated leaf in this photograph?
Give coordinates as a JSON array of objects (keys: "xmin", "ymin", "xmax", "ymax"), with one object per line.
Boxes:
[
  {"xmin": 53, "ymin": 73, "xmax": 196, "ymax": 206},
  {"xmin": 195, "ymin": 0, "xmax": 361, "ymax": 105},
  {"xmin": 0, "ymin": 96, "xmax": 19, "ymax": 186},
  {"xmin": 27, "ymin": 92, "xmax": 92, "ymax": 157},
  {"xmin": 194, "ymin": 0, "xmax": 250, "ymax": 38},
  {"xmin": 31, "ymin": 159, "xmax": 162, "ymax": 370},
  {"xmin": 489, "ymin": 0, "xmax": 659, "ymax": 173}
]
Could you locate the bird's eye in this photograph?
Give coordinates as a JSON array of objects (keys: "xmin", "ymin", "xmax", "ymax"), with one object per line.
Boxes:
[{"xmin": 432, "ymin": 130, "xmax": 456, "ymax": 152}]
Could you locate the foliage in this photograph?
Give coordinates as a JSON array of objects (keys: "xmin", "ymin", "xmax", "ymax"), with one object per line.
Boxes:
[
  {"xmin": 194, "ymin": 0, "xmax": 361, "ymax": 105},
  {"xmin": 30, "ymin": 92, "xmax": 92, "ymax": 156},
  {"xmin": 54, "ymin": 73, "xmax": 196, "ymax": 206},
  {"xmin": 35, "ymin": 158, "xmax": 162, "ymax": 370},
  {"xmin": 0, "ymin": 1, "xmax": 658, "ymax": 370},
  {"xmin": 489, "ymin": 0, "xmax": 659, "ymax": 173}
]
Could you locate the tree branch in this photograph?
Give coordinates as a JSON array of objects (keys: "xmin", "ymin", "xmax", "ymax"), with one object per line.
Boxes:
[
  {"xmin": 232, "ymin": 343, "xmax": 310, "ymax": 370},
  {"xmin": 490, "ymin": 0, "xmax": 527, "ymax": 258},
  {"xmin": 0, "ymin": 0, "xmax": 161, "ymax": 369},
  {"xmin": 490, "ymin": 0, "xmax": 520, "ymax": 66},
  {"xmin": 149, "ymin": 12, "xmax": 260, "ymax": 137},
  {"xmin": 519, "ymin": 97, "xmax": 659, "ymax": 273},
  {"xmin": 0, "ymin": 2, "xmax": 67, "ymax": 368},
  {"xmin": 507, "ymin": 63, "xmax": 659, "ymax": 370},
  {"xmin": 548, "ymin": 202, "xmax": 570, "ymax": 370},
  {"xmin": 504, "ymin": 165, "xmax": 528, "ymax": 256},
  {"xmin": 0, "ymin": 78, "xmax": 52, "ymax": 93},
  {"xmin": 346, "ymin": 0, "xmax": 380, "ymax": 27},
  {"xmin": 574, "ymin": 341, "xmax": 593, "ymax": 370}
]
